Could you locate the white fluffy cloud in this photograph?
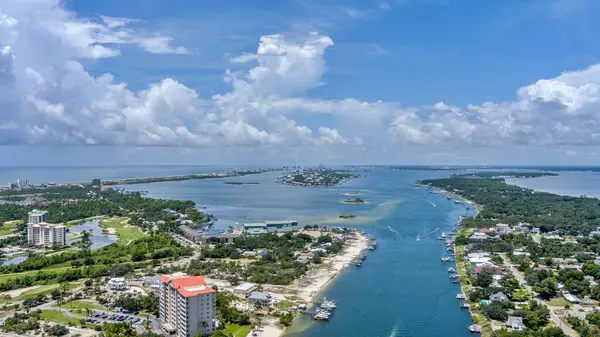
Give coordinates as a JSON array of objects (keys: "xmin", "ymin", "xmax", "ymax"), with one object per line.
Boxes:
[{"xmin": 2, "ymin": 0, "xmax": 600, "ymax": 155}]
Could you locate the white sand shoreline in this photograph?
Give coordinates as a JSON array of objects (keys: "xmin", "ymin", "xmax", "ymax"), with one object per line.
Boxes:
[{"xmin": 247, "ymin": 232, "xmax": 369, "ymax": 337}]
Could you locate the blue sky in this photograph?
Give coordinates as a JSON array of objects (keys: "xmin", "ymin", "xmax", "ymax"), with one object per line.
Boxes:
[{"xmin": 1, "ymin": 0, "xmax": 600, "ymax": 165}]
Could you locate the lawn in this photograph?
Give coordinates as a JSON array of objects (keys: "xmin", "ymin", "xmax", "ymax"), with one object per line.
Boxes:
[
  {"xmin": 100, "ymin": 217, "xmax": 147, "ymax": 245},
  {"xmin": 0, "ymin": 221, "xmax": 20, "ymax": 235},
  {"xmin": 0, "ymin": 267, "xmax": 71, "ymax": 283},
  {"xmin": 40, "ymin": 309, "xmax": 82, "ymax": 325},
  {"xmin": 547, "ymin": 297, "xmax": 569, "ymax": 307},
  {"xmin": 224, "ymin": 324, "xmax": 252, "ymax": 337},
  {"xmin": 15, "ymin": 284, "xmax": 61, "ymax": 300},
  {"xmin": 58, "ymin": 300, "xmax": 107, "ymax": 311}
]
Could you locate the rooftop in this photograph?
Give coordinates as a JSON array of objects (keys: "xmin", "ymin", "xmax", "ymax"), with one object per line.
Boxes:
[
  {"xmin": 248, "ymin": 291, "xmax": 271, "ymax": 301},
  {"xmin": 160, "ymin": 273, "xmax": 215, "ymax": 297}
]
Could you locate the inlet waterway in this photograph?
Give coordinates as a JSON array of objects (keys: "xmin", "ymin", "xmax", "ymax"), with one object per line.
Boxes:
[
  {"xmin": 1, "ymin": 166, "xmax": 480, "ymax": 336},
  {"xmin": 121, "ymin": 168, "xmax": 476, "ymax": 336}
]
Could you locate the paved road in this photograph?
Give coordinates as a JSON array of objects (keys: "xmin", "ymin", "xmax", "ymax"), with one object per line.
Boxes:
[{"xmin": 500, "ymin": 255, "xmax": 578, "ymax": 337}]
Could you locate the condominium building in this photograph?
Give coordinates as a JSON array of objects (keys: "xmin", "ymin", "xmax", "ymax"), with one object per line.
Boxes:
[
  {"xmin": 27, "ymin": 222, "xmax": 67, "ymax": 247},
  {"xmin": 28, "ymin": 209, "xmax": 48, "ymax": 224},
  {"xmin": 159, "ymin": 272, "xmax": 216, "ymax": 337}
]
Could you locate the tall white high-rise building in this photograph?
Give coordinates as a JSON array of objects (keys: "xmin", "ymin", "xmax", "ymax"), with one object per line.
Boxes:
[
  {"xmin": 27, "ymin": 223, "xmax": 66, "ymax": 247},
  {"xmin": 26, "ymin": 210, "xmax": 66, "ymax": 247},
  {"xmin": 28, "ymin": 210, "xmax": 48, "ymax": 224},
  {"xmin": 159, "ymin": 272, "xmax": 217, "ymax": 337}
]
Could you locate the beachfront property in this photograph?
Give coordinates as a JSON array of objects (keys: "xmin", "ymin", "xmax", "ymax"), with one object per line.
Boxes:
[
  {"xmin": 159, "ymin": 272, "xmax": 217, "ymax": 337},
  {"xmin": 242, "ymin": 220, "xmax": 299, "ymax": 235},
  {"xmin": 108, "ymin": 277, "xmax": 128, "ymax": 290},
  {"xmin": 27, "ymin": 210, "xmax": 66, "ymax": 247},
  {"xmin": 248, "ymin": 291, "xmax": 271, "ymax": 310}
]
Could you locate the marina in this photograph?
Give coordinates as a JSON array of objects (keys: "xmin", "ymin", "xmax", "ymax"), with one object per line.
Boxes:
[{"xmin": 313, "ymin": 298, "xmax": 337, "ymax": 321}]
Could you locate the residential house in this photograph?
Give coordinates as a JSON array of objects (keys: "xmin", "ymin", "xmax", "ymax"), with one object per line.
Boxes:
[
  {"xmin": 563, "ymin": 293, "xmax": 581, "ymax": 304},
  {"xmin": 248, "ymin": 291, "xmax": 271, "ymax": 310},
  {"xmin": 490, "ymin": 292, "xmax": 509, "ymax": 303},
  {"xmin": 507, "ymin": 316, "xmax": 525, "ymax": 331},
  {"xmin": 470, "ymin": 232, "xmax": 490, "ymax": 241},
  {"xmin": 233, "ymin": 283, "xmax": 258, "ymax": 297}
]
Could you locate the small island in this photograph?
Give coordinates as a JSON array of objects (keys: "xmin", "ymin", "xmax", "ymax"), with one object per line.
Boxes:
[
  {"xmin": 339, "ymin": 214, "xmax": 357, "ymax": 219},
  {"xmin": 277, "ymin": 168, "xmax": 359, "ymax": 187},
  {"xmin": 343, "ymin": 198, "xmax": 365, "ymax": 204}
]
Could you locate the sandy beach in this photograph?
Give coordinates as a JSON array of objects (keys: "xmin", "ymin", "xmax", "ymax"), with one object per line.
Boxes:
[{"xmin": 291, "ymin": 232, "xmax": 369, "ymax": 303}]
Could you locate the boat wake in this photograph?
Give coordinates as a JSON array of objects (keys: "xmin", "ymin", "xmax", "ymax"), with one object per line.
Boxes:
[
  {"xmin": 425, "ymin": 200, "xmax": 437, "ymax": 207},
  {"xmin": 389, "ymin": 324, "xmax": 398, "ymax": 337}
]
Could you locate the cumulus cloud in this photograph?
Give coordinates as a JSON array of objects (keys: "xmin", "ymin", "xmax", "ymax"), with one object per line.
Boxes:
[
  {"xmin": 388, "ymin": 64, "xmax": 600, "ymax": 148},
  {"xmin": 2, "ymin": 0, "xmax": 600, "ymax": 155}
]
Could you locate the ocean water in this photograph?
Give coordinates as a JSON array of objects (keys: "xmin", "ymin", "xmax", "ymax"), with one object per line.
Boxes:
[{"xmin": 0, "ymin": 166, "xmax": 476, "ymax": 336}]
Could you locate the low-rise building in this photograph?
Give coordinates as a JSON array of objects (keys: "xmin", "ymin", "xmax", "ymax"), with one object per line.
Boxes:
[
  {"xmin": 490, "ymin": 292, "xmax": 509, "ymax": 303},
  {"xmin": 233, "ymin": 283, "xmax": 258, "ymax": 297},
  {"xmin": 564, "ymin": 293, "xmax": 581, "ymax": 304},
  {"xmin": 108, "ymin": 277, "xmax": 128, "ymax": 290},
  {"xmin": 243, "ymin": 220, "xmax": 299, "ymax": 235},
  {"xmin": 507, "ymin": 316, "xmax": 525, "ymax": 331},
  {"xmin": 248, "ymin": 291, "xmax": 271, "ymax": 310},
  {"xmin": 470, "ymin": 232, "xmax": 489, "ymax": 240}
]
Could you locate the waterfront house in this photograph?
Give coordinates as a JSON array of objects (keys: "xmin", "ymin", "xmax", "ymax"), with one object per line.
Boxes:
[
  {"xmin": 296, "ymin": 256, "xmax": 312, "ymax": 265},
  {"xmin": 490, "ymin": 292, "xmax": 509, "ymax": 303},
  {"xmin": 248, "ymin": 291, "xmax": 271, "ymax": 310},
  {"xmin": 507, "ymin": 316, "xmax": 525, "ymax": 331}
]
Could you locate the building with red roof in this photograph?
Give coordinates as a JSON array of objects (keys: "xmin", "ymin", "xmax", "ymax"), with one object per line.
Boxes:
[{"xmin": 159, "ymin": 272, "xmax": 216, "ymax": 337}]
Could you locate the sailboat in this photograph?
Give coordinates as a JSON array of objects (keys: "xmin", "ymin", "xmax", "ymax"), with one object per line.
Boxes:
[{"xmin": 416, "ymin": 236, "xmax": 421, "ymax": 242}]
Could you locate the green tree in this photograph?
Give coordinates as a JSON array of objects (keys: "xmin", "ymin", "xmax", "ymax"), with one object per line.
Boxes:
[
  {"xmin": 533, "ymin": 278, "xmax": 558, "ymax": 300},
  {"xmin": 474, "ymin": 268, "xmax": 494, "ymax": 287}
]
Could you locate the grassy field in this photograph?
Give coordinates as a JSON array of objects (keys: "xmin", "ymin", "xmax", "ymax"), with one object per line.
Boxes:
[
  {"xmin": 0, "ymin": 267, "xmax": 72, "ymax": 283},
  {"xmin": 0, "ymin": 221, "xmax": 21, "ymax": 236},
  {"xmin": 40, "ymin": 309, "xmax": 82, "ymax": 325},
  {"xmin": 58, "ymin": 299, "xmax": 106, "ymax": 311},
  {"xmin": 99, "ymin": 217, "xmax": 147, "ymax": 245},
  {"xmin": 547, "ymin": 297, "xmax": 569, "ymax": 307},
  {"xmin": 225, "ymin": 324, "xmax": 253, "ymax": 337}
]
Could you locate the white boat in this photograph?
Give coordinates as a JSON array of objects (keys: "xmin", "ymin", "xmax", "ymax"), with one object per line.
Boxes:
[
  {"xmin": 456, "ymin": 294, "xmax": 466, "ymax": 299},
  {"xmin": 460, "ymin": 302, "xmax": 471, "ymax": 308},
  {"xmin": 448, "ymin": 267, "xmax": 456, "ymax": 273},
  {"xmin": 320, "ymin": 297, "xmax": 337, "ymax": 310},
  {"xmin": 468, "ymin": 324, "xmax": 481, "ymax": 333},
  {"xmin": 416, "ymin": 236, "xmax": 421, "ymax": 241}
]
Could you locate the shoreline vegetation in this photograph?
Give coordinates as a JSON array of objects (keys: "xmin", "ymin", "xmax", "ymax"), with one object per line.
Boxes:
[
  {"xmin": 277, "ymin": 168, "xmax": 360, "ymax": 187},
  {"xmin": 419, "ymin": 172, "xmax": 600, "ymax": 337}
]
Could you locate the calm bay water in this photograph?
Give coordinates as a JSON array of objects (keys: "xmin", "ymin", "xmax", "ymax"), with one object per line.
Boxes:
[{"xmin": 0, "ymin": 166, "xmax": 486, "ymax": 336}]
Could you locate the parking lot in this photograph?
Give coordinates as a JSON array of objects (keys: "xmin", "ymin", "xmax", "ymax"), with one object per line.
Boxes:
[{"xmin": 85, "ymin": 311, "xmax": 148, "ymax": 326}]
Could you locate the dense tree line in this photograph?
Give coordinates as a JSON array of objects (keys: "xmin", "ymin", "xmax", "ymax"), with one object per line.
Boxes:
[
  {"xmin": 419, "ymin": 177, "xmax": 600, "ymax": 234},
  {"xmin": 0, "ymin": 235, "xmax": 190, "ymax": 274}
]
